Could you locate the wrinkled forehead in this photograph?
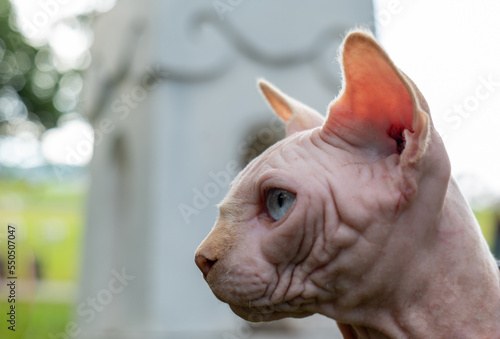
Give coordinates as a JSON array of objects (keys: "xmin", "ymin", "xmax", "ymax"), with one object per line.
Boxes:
[{"xmin": 222, "ymin": 130, "xmax": 318, "ymax": 202}]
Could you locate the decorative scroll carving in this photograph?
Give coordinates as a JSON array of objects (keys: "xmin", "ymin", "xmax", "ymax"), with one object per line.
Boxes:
[
  {"xmin": 88, "ymin": 8, "xmax": 350, "ymax": 121},
  {"xmin": 158, "ymin": 10, "xmax": 345, "ymax": 87}
]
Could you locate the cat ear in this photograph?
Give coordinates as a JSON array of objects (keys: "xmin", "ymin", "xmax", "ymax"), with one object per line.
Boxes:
[
  {"xmin": 258, "ymin": 79, "xmax": 324, "ymax": 137},
  {"xmin": 323, "ymin": 30, "xmax": 430, "ymax": 166}
]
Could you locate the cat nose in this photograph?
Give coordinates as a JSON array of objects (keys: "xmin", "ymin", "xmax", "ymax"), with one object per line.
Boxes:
[{"xmin": 195, "ymin": 254, "xmax": 218, "ymax": 278}]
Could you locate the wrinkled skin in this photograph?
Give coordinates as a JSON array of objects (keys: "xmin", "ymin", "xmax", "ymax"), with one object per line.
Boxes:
[{"xmin": 195, "ymin": 31, "xmax": 500, "ymax": 338}]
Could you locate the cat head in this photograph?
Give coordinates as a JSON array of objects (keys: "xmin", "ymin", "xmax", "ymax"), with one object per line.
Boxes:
[{"xmin": 195, "ymin": 30, "xmax": 449, "ymax": 322}]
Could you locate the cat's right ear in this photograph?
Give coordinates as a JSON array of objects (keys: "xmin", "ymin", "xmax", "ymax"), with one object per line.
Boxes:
[{"xmin": 258, "ymin": 79, "xmax": 324, "ymax": 137}]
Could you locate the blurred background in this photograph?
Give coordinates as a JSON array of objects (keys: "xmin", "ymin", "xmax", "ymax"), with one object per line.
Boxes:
[{"xmin": 0, "ymin": 0, "xmax": 499, "ymax": 338}]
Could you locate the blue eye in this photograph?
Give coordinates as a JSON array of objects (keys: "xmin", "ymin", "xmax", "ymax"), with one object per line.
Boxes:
[{"xmin": 266, "ymin": 188, "xmax": 296, "ymax": 221}]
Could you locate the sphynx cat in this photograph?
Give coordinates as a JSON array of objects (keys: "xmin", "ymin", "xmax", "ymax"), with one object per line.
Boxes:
[{"xmin": 195, "ymin": 30, "xmax": 500, "ymax": 338}]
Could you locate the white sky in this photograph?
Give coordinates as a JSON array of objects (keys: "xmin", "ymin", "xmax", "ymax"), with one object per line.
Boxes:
[
  {"xmin": 3, "ymin": 0, "xmax": 500, "ymax": 203},
  {"xmin": 375, "ymin": 0, "xmax": 500, "ymax": 205}
]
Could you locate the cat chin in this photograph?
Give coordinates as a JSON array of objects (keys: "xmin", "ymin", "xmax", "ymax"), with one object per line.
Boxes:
[
  {"xmin": 229, "ymin": 304, "xmax": 314, "ymax": 322},
  {"xmin": 208, "ymin": 281, "xmax": 267, "ymax": 309}
]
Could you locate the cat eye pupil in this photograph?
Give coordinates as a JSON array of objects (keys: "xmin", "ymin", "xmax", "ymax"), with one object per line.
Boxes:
[
  {"xmin": 266, "ymin": 188, "xmax": 296, "ymax": 221},
  {"xmin": 277, "ymin": 192, "xmax": 284, "ymax": 208}
]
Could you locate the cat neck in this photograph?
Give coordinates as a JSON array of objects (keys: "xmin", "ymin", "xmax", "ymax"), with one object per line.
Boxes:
[{"xmin": 320, "ymin": 178, "xmax": 500, "ymax": 338}]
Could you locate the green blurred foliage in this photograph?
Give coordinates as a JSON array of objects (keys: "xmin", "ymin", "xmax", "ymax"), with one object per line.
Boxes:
[
  {"xmin": 475, "ymin": 209, "xmax": 498, "ymax": 250},
  {"xmin": 0, "ymin": 179, "xmax": 84, "ymax": 281},
  {"xmin": 0, "ymin": 0, "xmax": 64, "ymax": 132}
]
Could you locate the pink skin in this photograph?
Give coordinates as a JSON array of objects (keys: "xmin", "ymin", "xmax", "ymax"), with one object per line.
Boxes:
[{"xmin": 195, "ymin": 31, "xmax": 500, "ymax": 338}]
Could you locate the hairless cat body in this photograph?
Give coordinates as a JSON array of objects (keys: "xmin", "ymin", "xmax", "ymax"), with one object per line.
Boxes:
[{"xmin": 196, "ymin": 30, "xmax": 500, "ymax": 338}]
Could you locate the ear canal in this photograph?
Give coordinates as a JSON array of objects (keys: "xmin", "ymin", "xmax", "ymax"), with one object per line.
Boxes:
[
  {"xmin": 258, "ymin": 79, "xmax": 324, "ymax": 137},
  {"xmin": 399, "ymin": 72, "xmax": 430, "ymax": 165},
  {"xmin": 324, "ymin": 30, "xmax": 430, "ymax": 165}
]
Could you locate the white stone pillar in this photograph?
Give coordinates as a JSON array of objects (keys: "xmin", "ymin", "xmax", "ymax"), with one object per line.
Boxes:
[{"xmin": 79, "ymin": 1, "xmax": 374, "ymax": 338}]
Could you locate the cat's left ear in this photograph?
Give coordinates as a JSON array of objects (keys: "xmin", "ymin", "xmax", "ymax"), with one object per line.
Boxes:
[
  {"xmin": 323, "ymin": 31, "xmax": 430, "ymax": 166},
  {"xmin": 258, "ymin": 79, "xmax": 324, "ymax": 137}
]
